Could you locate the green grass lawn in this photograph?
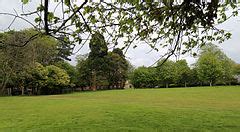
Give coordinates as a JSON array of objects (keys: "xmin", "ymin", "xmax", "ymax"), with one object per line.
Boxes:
[{"xmin": 0, "ymin": 86, "xmax": 240, "ymax": 131}]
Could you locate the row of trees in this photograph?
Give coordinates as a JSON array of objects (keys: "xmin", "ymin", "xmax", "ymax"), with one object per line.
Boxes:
[
  {"xmin": 0, "ymin": 29, "xmax": 76, "ymax": 95},
  {"xmin": 130, "ymin": 44, "xmax": 240, "ymax": 88},
  {"xmin": 0, "ymin": 30, "xmax": 130, "ymax": 95},
  {"xmin": 1, "ymin": 29, "xmax": 238, "ymax": 95}
]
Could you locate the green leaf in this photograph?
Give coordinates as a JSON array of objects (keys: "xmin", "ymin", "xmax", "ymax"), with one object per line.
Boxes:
[
  {"xmin": 22, "ymin": 0, "xmax": 29, "ymax": 4},
  {"xmin": 48, "ymin": 12, "xmax": 54, "ymax": 21},
  {"xmin": 64, "ymin": 0, "xmax": 70, "ymax": 6},
  {"xmin": 37, "ymin": 5, "xmax": 45, "ymax": 12},
  {"xmin": 34, "ymin": 17, "xmax": 41, "ymax": 23}
]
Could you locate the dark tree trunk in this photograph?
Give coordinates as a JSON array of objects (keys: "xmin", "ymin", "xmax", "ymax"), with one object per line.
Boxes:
[
  {"xmin": 91, "ymin": 70, "xmax": 96, "ymax": 91},
  {"xmin": 121, "ymin": 81, "xmax": 124, "ymax": 89},
  {"xmin": 0, "ymin": 77, "xmax": 9, "ymax": 95}
]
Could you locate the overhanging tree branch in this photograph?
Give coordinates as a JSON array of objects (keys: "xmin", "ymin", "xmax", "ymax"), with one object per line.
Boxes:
[
  {"xmin": 53, "ymin": 0, "xmax": 88, "ymax": 34},
  {"xmin": 44, "ymin": 0, "xmax": 49, "ymax": 35},
  {"xmin": 0, "ymin": 12, "xmax": 38, "ymax": 30}
]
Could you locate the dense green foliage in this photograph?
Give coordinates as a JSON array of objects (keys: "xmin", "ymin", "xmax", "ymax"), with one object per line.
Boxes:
[
  {"xmin": 175, "ymin": 60, "xmax": 191, "ymax": 87},
  {"xmin": 196, "ymin": 44, "xmax": 236, "ymax": 86},
  {"xmin": 0, "ymin": 86, "xmax": 240, "ymax": 131},
  {"xmin": 76, "ymin": 33, "xmax": 129, "ymax": 90},
  {"xmin": 1, "ymin": 30, "xmax": 239, "ymax": 95},
  {"xmin": 130, "ymin": 67, "xmax": 157, "ymax": 88},
  {"xmin": 156, "ymin": 60, "xmax": 176, "ymax": 88},
  {"xmin": 130, "ymin": 45, "xmax": 239, "ymax": 88},
  {"xmin": 196, "ymin": 51, "xmax": 222, "ymax": 86},
  {"xmin": 26, "ymin": 63, "xmax": 70, "ymax": 95},
  {"xmin": 234, "ymin": 64, "xmax": 240, "ymax": 75},
  {"xmin": 54, "ymin": 61, "xmax": 78, "ymax": 87},
  {"xmin": 43, "ymin": 65, "xmax": 70, "ymax": 94},
  {"xmin": 0, "ymin": 30, "xmax": 73, "ymax": 95}
]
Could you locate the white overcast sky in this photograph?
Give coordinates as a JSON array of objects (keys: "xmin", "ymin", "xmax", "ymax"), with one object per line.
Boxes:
[{"xmin": 0, "ymin": 1, "xmax": 239, "ymax": 67}]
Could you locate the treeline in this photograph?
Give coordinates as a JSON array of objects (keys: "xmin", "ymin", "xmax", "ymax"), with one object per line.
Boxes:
[
  {"xmin": 130, "ymin": 44, "xmax": 240, "ymax": 88},
  {"xmin": 1, "ymin": 29, "xmax": 239, "ymax": 95},
  {"xmin": 0, "ymin": 29, "xmax": 77, "ymax": 95},
  {"xmin": 0, "ymin": 30, "xmax": 130, "ymax": 96}
]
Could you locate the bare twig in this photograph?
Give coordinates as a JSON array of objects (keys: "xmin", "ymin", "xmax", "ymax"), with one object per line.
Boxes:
[
  {"xmin": 54, "ymin": 0, "xmax": 88, "ymax": 34},
  {"xmin": 73, "ymin": 34, "xmax": 91, "ymax": 55},
  {"xmin": 152, "ymin": 20, "xmax": 183, "ymax": 67},
  {"xmin": 0, "ymin": 12, "xmax": 38, "ymax": 30}
]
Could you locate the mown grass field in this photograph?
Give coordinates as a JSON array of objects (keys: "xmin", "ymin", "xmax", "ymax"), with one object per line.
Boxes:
[{"xmin": 0, "ymin": 86, "xmax": 240, "ymax": 131}]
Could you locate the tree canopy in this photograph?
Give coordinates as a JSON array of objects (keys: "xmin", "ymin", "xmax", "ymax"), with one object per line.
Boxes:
[
  {"xmin": 76, "ymin": 32, "xmax": 129, "ymax": 90},
  {"xmin": 130, "ymin": 45, "xmax": 238, "ymax": 88},
  {"xmin": 196, "ymin": 44, "xmax": 235, "ymax": 86},
  {"xmin": 0, "ymin": 29, "xmax": 73, "ymax": 95},
  {"xmin": 0, "ymin": 1, "xmax": 237, "ymax": 61}
]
